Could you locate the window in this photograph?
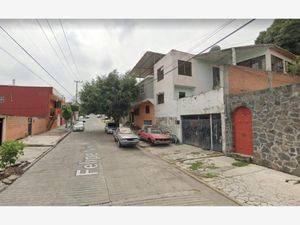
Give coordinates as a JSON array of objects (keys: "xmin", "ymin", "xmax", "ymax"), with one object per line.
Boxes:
[
  {"xmin": 139, "ymin": 83, "xmax": 144, "ymax": 95},
  {"xmin": 134, "ymin": 108, "xmax": 139, "ymax": 116},
  {"xmin": 0, "ymin": 96, "xmax": 4, "ymax": 104},
  {"xmin": 271, "ymin": 55, "xmax": 284, "ymax": 73},
  {"xmin": 178, "ymin": 60, "xmax": 192, "ymax": 76},
  {"xmin": 157, "ymin": 93, "xmax": 164, "ymax": 104},
  {"xmin": 157, "ymin": 67, "xmax": 164, "ymax": 81},
  {"xmin": 144, "ymin": 120, "xmax": 152, "ymax": 125},
  {"xmin": 237, "ymin": 55, "xmax": 266, "ymax": 70},
  {"xmin": 145, "ymin": 105, "xmax": 150, "ymax": 114},
  {"xmin": 212, "ymin": 67, "xmax": 220, "ymax": 90},
  {"xmin": 179, "ymin": 92, "xmax": 186, "ymax": 99}
]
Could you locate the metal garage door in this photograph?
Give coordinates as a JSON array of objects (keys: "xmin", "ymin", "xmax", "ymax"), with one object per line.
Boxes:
[{"xmin": 182, "ymin": 114, "xmax": 222, "ymax": 151}]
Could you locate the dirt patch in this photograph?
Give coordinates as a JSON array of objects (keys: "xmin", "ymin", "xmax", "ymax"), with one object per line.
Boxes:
[{"xmin": 0, "ymin": 162, "xmax": 29, "ymax": 181}]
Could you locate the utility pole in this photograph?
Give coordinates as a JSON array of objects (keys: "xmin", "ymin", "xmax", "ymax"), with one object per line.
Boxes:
[{"xmin": 74, "ymin": 80, "xmax": 83, "ymax": 103}]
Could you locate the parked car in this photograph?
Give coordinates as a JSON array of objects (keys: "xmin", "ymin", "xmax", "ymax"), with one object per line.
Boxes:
[
  {"xmin": 73, "ymin": 121, "xmax": 85, "ymax": 132},
  {"xmin": 138, "ymin": 126, "xmax": 171, "ymax": 145},
  {"xmin": 84, "ymin": 115, "xmax": 90, "ymax": 119},
  {"xmin": 105, "ymin": 122, "xmax": 118, "ymax": 134},
  {"xmin": 113, "ymin": 127, "xmax": 139, "ymax": 147},
  {"xmin": 96, "ymin": 114, "xmax": 101, "ymax": 118}
]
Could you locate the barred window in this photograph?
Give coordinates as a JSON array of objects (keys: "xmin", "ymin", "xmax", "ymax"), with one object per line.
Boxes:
[
  {"xmin": 157, "ymin": 93, "xmax": 164, "ymax": 104},
  {"xmin": 178, "ymin": 60, "xmax": 192, "ymax": 76}
]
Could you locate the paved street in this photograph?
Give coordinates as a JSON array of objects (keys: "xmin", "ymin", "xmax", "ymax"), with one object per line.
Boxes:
[{"xmin": 0, "ymin": 115, "xmax": 237, "ymax": 206}]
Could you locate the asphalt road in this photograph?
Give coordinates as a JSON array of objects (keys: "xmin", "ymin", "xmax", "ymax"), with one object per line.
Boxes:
[{"xmin": 0, "ymin": 115, "xmax": 237, "ymax": 206}]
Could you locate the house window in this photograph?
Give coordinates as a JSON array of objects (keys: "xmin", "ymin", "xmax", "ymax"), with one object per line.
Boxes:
[
  {"xmin": 179, "ymin": 92, "xmax": 186, "ymax": 99},
  {"xmin": 212, "ymin": 67, "xmax": 220, "ymax": 90},
  {"xmin": 237, "ymin": 55, "xmax": 266, "ymax": 70},
  {"xmin": 134, "ymin": 108, "xmax": 139, "ymax": 116},
  {"xmin": 0, "ymin": 96, "xmax": 4, "ymax": 104},
  {"xmin": 271, "ymin": 55, "xmax": 284, "ymax": 73},
  {"xmin": 145, "ymin": 105, "xmax": 150, "ymax": 114},
  {"xmin": 157, "ymin": 67, "xmax": 164, "ymax": 81},
  {"xmin": 157, "ymin": 93, "xmax": 164, "ymax": 104},
  {"xmin": 139, "ymin": 83, "xmax": 145, "ymax": 95},
  {"xmin": 178, "ymin": 60, "xmax": 192, "ymax": 76},
  {"xmin": 144, "ymin": 120, "xmax": 152, "ymax": 125}
]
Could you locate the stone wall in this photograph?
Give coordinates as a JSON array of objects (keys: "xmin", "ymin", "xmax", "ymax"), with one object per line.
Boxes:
[{"xmin": 225, "ymin": 83, "xmax": 300, "ymax": 176}]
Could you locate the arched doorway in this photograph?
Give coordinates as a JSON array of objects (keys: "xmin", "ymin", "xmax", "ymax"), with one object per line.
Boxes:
[{"xmin": 233, "ymin": 107, "xmax": 253, "ymax": 156}]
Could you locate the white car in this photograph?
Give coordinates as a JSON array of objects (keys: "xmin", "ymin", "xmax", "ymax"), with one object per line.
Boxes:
[
  {"xmin": 113, "ymin": 127, "xmax": 139, "ymax": 147},
  {"xmin": 73, "ymin": 121, "xmax": 85, "ymax": 132}
]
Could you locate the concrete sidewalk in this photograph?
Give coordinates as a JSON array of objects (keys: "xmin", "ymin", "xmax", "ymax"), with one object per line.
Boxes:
[
  {"xmin": 0, "ymin": 126, "xmax": 71, "ymax": 192},
  {"xmin": 138, "ymin": 143, "xmax": 300, "ymax": 206},
  {"xmin": 18, "ymin": 126, "xmax": 71, "ymax": 167}
]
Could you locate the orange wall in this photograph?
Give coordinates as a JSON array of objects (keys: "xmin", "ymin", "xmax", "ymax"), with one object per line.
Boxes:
[
  {"xmin": 32, "ymin": 117, "xmax": 49, "ymax": 135},
  {"xmin": 3, "ymin": 115, "xmax": 51, "ymax": 142},
  {"xmin": 5, "ymin": 116, "xmax": 28, "ymax": 141},
  {"xmin": 133, "ymin": 101, "xmax": 155, "ymax": 128},
  {"xmin": 228, "ymin": 65, "xmax": 300, "ymax": 95}
]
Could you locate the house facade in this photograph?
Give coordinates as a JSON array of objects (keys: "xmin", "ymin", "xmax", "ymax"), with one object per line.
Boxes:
[
  {"xmin": 0, "ymin": 85, "xmax": 65, "ymax": 144},
  {"xmin": 132, "ymin": 44, "xmax": 300, "ymax": 155},
  {"xmin": 131, "ymin": 51, "xmax": 165, "ymax": 129}
]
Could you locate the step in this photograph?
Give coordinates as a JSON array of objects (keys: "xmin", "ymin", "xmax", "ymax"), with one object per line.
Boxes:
[{"xmin": 232, "ymin": 153, "xmax": 253, "ymax": 163}]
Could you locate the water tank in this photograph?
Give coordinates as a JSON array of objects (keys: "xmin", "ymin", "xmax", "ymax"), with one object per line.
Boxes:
[{"xmin": 209, "ymin": 45, "xmax": 221, "ymax": 52}]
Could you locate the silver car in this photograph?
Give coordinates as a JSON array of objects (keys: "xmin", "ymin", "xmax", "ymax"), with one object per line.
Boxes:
[
  {"xmin": 73, "ymin": 121, "xmax": 85, "ymax": 132},
  {"xmin": 113, "ymin": 127, "xmax": 139, "ymax": 147}
]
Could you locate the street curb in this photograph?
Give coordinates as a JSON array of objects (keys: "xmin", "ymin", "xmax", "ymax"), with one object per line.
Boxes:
[
  {"xmin": 138, "ymin": 146, "xmax": 242, "ymax": 206},
  {"xmin": 22, "ymin": 130, "xmax": 72, "ymax": 173}
]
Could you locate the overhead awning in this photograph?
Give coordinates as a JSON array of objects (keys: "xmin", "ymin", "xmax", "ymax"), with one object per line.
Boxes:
[{"xmin": 131, "ymin": 51, "xmax": 165, "ymax": 78}]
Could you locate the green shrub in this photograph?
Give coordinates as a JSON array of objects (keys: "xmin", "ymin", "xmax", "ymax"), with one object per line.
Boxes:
[
  {"xmin": 0, "ymin": 141, "xmax": 25, "ymax": 168},
  {"xmin": 202, "ymin": 172, "xmax": 218, "ymax": 178},
  {"xmin": 189, "ymin": 161, "xmax": 203, "ymax": 170},
  {"xmin": 232, "ymin": 160, "xmax": 249, "ymax": 167}
]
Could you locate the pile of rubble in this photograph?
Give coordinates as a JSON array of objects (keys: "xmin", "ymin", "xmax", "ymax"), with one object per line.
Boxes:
[{"xmin": 0, "ymin": 161, "xmax": 30, "ymax": 192}]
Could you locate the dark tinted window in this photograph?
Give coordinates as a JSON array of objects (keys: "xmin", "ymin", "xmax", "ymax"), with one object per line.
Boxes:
[
  {"xmin": 157, "ymin": 93, "xmax": 164, "ymax": 104},
  {"xmin": 157, "ymin": 67, "xmax": 164, "ymax": 81},
  {"xmin": 178, "ymin": 60, "xmax": 192, "ymax": 76},
  {"xmin": 179, "ymin": 92, "xmax": 186, "ymax": 99},
  {"xmin": 212, "ymin": 67, "xmax": 220, "ymax": 89},
  {"xmin": 145, "ymin": 105, "xmax": 150, "ymax": 114}
]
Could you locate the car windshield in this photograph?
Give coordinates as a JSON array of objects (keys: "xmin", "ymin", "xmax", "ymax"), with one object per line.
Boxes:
[
  {"xmin": 150, "ymin": 129, "xmax": 162, "ymax": 134},
  {"xmin": 108, "ymin": 123, "xmax": 117, "ymax": 127},
  {"xmin": 119, "ymin": 128, "xmax": 132, "ymax": 134},
  {"xmin": 76, "ymin": 122, "xmax": 83, "ymax": 125}
]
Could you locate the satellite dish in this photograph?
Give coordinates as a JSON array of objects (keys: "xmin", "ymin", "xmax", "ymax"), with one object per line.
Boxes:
[{"xmin": 209, "ymin": 45, "xmax": 221, "ymax": 52}]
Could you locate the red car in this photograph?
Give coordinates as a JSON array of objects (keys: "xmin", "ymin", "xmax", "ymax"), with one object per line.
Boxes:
[{"xmin": 138, "ymin": 126, "xmax": 171, "ymax": 145}]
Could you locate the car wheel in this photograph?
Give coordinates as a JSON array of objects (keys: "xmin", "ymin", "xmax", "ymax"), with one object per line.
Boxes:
[{"xmin": 118, "ymin": 141, "xmax": 122, "ymax": 147}]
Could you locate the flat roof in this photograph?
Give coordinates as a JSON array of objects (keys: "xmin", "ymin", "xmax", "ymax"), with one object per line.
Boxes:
[
  {"xmin": 131, "ymin": 51, "xmax": 165, "ymax": 78},
  {"xmin": 196, "ymin": 44, "xmax": 297, "ymax": 62}
]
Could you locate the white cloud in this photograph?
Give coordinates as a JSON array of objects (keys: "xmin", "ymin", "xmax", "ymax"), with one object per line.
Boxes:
[{"xmin": 0, "ymin": 19, "xmax": 273, "ymax": 101}]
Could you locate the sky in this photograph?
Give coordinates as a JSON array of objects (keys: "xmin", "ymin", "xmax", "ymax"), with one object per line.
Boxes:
[{"xmin": 0, "ymin": 19, "xmax": 274, "ymax": 101}]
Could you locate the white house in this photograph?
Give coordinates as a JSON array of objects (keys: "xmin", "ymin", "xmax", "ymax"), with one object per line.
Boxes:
[{"xmin": 132, "ymin": 44, "xmax": 297, "ymax": 152}]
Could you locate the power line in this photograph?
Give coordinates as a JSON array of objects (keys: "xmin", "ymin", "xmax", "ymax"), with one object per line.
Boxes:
[
  {"xmin": 0, "ymin": 24, "xmax": 74, "ymax": 97},
  {"xmin": 140, "ymin": 19, "xmax": 256, "ymax": 89},
  {"xmin": 0, "ymin": 45, "xmax": 52, "ymax": 85},
  {"xmin": 36, "ymin": 19, "xmax": 76, "ymax": 81},
  {"xmin": 59, "ymin": 20, "xmax": 81, "ymax": 79},
  {"xmin": 46, "ymin": 19, "xmax": 78, "ymax": 80},
  {"xmin": 136, "ymin": 19, "xmax": 236, "ymax": 78}
]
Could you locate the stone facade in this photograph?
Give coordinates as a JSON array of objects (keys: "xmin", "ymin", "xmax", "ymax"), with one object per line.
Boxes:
[{"xmin": 225, "ymin": 83, "xmax": 300, "ymax": 176}]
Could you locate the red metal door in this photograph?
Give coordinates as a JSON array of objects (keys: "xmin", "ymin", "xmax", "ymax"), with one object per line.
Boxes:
[{"xmin": 233, "ymin": 107, "xmax": 253, "ymax": 155}]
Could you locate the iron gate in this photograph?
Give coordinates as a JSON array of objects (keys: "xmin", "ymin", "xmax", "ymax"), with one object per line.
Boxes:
[{"xmin": 182, "ymin": 114, "xmax": 222, "ymax": 151}]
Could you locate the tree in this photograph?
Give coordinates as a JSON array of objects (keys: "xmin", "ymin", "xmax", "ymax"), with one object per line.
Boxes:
[
  {"xmin": 62, "ymin": 104, "xmax": 72, "ymax": 128},
  {"xmin": 255, "ymin": 19, "xmax": 300, "ymax": 55},
  {"xmin": 0, "ymin": 141, "xmax": 25, "ymax": 168},
  {"xmin": 288, "ymin": 56, "xmax": 300, "ymax": 75},
  {"xmin": 79, "ymin": 70, "xmax": 139, "ymax": 125}
]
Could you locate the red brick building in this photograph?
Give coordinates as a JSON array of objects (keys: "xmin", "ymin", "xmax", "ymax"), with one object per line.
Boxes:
[{"xmin": 0, "ymin": 85, "xmax": 65, "ymax": 144}]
